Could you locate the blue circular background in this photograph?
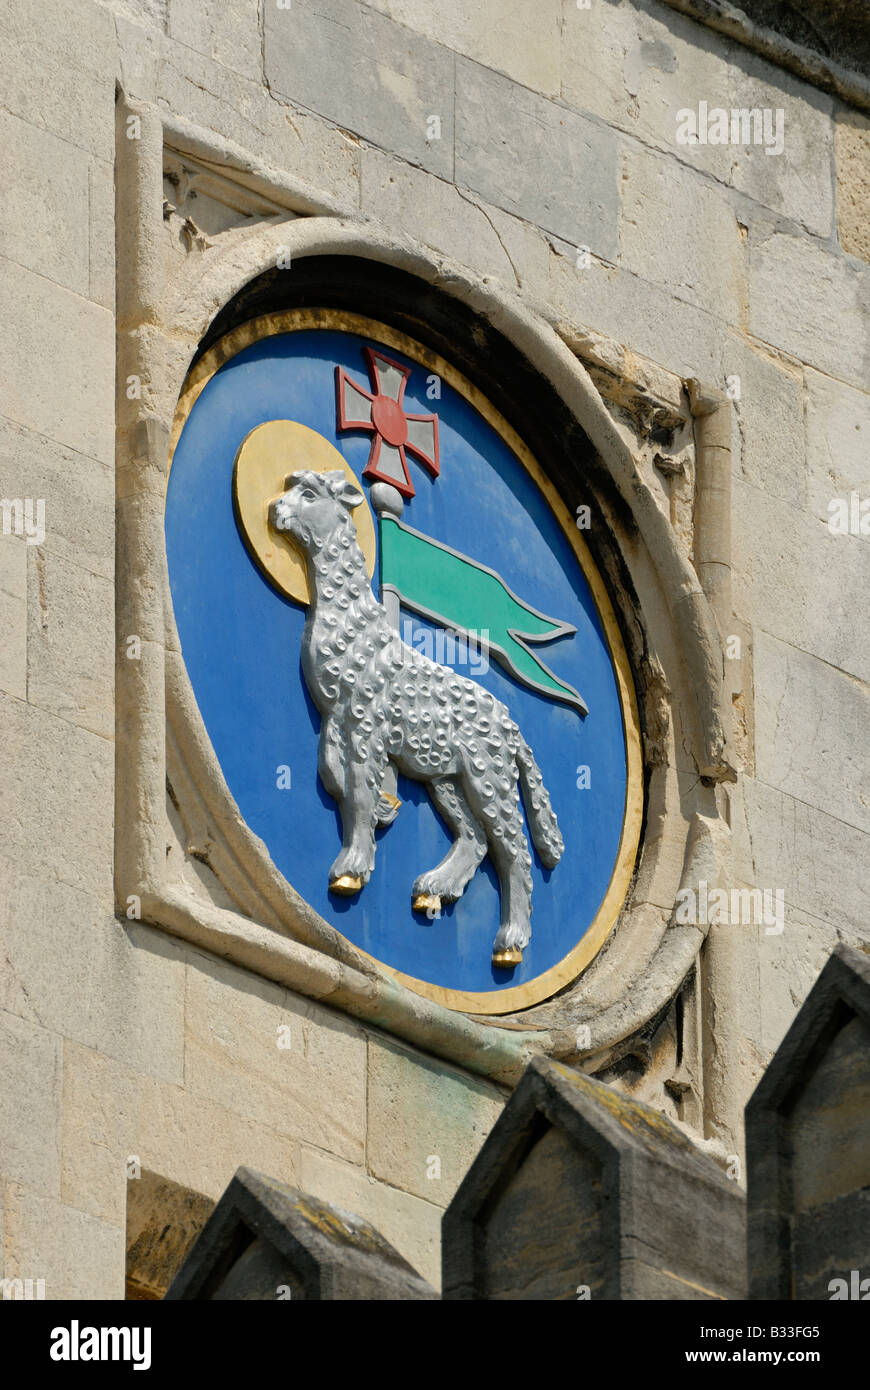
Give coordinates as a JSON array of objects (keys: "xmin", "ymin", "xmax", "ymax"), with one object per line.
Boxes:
[{"xmin": 165, "ymin": 328, "xmax": 628, "ymax": 997}]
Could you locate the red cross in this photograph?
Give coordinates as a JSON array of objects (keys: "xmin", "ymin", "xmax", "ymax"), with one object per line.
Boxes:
[{"xmin": 335, "ymin": 347, "xmax": 440, "ymax": 499}]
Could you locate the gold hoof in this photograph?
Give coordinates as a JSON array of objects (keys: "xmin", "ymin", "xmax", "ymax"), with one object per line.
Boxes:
[
  {"xmin": 413, "ymin": 893, "xmax": 441, "ymax": 914},
  {"xmin": 330, "ymin": 874, "xmax": 362, "ymax": 895},
  {"xmin": 492, "ymin": 946, "xmax": 523, "ymax": 967}
]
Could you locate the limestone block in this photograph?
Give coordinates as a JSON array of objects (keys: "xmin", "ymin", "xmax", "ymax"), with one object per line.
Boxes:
[
  {"xmin": 734, "ymin": 779, "xmax": 870, "ymax": 943},
  {"xmin": 298, "ymin": 1145, "xmax": 443, "ymax": 1290},
  {"xmin": 723, "ymin": 336, "xmax": 804, "ymax": 506},
  {"xmin": 0, "ymin": 0, "xmax": 116, "ymax": 161},
  {"xmin": 749, "ymin": 228, "xmax": 870, "ymax": 390},
  {"xmin": 26, "ymin": 548, "xmax": 114, "ymax": 741},
  {"xmin": 367, "ymin": 1036, "xmax": 503, "ymax": 1205},
  {"xmin": 61, "ymin": 1042, "xmax": 299, "ymax": 1220},
  {"xmin": 167, "ymin": 1167, "xmax": 436, "ymax": 1299},
  {"xmin": 836, "ymin": 109, "xmax": 870, "ymax": 266},
  {"xmin": 753, "ymin": 631, "xmax": 870, "ymax": 834},
  {"xmin": 756, "ymin": 907, "xmax": 846, "ymax": 1060},
  {"xmin": 747, "ymin": 944, "xmax": 870, "ymax": 1299},
  {"xmin": 0, "ymin": 872, "xmax": 186, "ymax": 1084},
  {"xmin": 443, "ymin": 1058, "xmax": 746, "ymax": 1299},
  {"xmin": 0, "ymin": 535, "xmax": 26, "ymax": 701},
  {"xmin": 728, "ymin": 52, "xmax": 834, "ymax": 239},
  {"xmin": 89, "ymin": 158, "xmax": 115, "ymax": 311},
  {"xmin": 184, "ymin": 953, "xmax": 367, "ymax": 1164},
  {"xmin": 4, "ymin": 1182, "xmax": 122, "ymax": 1300},
  {"xmin": 0, "ymin": 1010, "xmax": 62, "ymax": 1195},
  {"xmin": 121, "ymin": 21, "xmax": 361, "ymax": 210},
  {"xmin": 360, "ymin": 148, "xmax": 549, "ymax": 295},
  {"xmin": 0, "ymin": 697, "xmax": 113, "ymax": 898},
  {"xmin": 0, "ymin": 259, "xmax": 114, "ymax": 465},
  {"xmin": 549, "ymin": 244, "xmax": 724, "ymax": 380},
  {"xmin": 168, "ymin": 0, "xmax": 263, "ymax": 84},
  {"xmin": 0, "ymin": 416, "xmax": 113, "ymax": 582},
  {"xmin": 732, "ymin": 478, "xmax": 870, "ymax": 684},
  {"xmin": 805, "ymin": 368, "xmax": 870, "ymax": 525},
  {"xmin": 455, "ymin": 59, "xmax": 620, "ymax": 257},
  {"xmin": 561, "ymin": 0, "xmax": 734, "ymax": 184},
  {"xmin": 264, "ymin": 0, "xmax": 453, "ymax": 180},
  {"xmin": 621, "ymin": 146, "xmax": 746, "ymax": 322},
  {"xmin": 366, "ymin": 0, "xmax": 562, "ymax": 96},
  {"xmin": 0, "ymin": 109, "xmax": 91, "ymax": 298}
]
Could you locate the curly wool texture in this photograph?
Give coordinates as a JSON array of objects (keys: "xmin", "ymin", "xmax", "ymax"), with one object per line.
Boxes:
[{"xmin": 289, "ymin": 469, "xmax": 564, "ymax": 953}]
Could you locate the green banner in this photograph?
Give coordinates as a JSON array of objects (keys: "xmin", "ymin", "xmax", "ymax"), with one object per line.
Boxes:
[{"xmin": 379, "ymin": 516, "xmax": 587, "ymax": 714}]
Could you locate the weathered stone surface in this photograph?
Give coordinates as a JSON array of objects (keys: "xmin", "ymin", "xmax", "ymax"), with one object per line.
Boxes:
[
  {"xmin": 88, "ymin": 157, "xmax": 115, "ymax": 310},
  {"xmin": 0, "ymin": 109, "xmax": 91, "ymax": 298},
  {"xmin": 61, "ymin": 1041, "xmax": 299, "ymax": 1222},
  {"xmin": 166, "ymin": 1166, "xmax": 436, "ymax": 1299},
  {"xmin": 360, "ymin": 148, "xmax": 550, "ymax": 295},
  {"xmin": 455, "ymin": 59, "xmax": 620, "ymax": 257},
  {"xmin": 724, "ymin": 336, "xmax": 804, "ymax": 505},
  {"xmin": 0, "ymin": 259, "xmax": 114, "ymax": 465},
  {"xmin": 0, "ymin": 1010, "xmax": 62, "ymax": 1195},
  {"xmin": 747, "ymin": 944, "xmax": 870, "ymax": 1299},
  {"xmin": 621, "ymin": 146, "xmax": 746, "ymax": 322},
  {"xmin": 366, "ymin": 0, "xmax": 561, "ymax": 95},
  {"xmin": 0, "ymin": 416, "xmax": 113, "ymax": 582},
  {"xmin": 732, "ymin": 478, "xmax": 870, "ymax": 684},
  {"xmin": 728, "ymin": 51, "xmax": 834, "ymax": 239},
  {"xmin": 168, "ymin": 0, "xmax": 263, "ymax": 84},
  {"xmin": 753, "ymin": 631, "xmax": 870, "ymax": 835},
  {"xmin": 0, "ymin": 0, "xmax": 116, "ymax": 162},
  {"xmin": 749, "ymin": 227, "xmax": 870, "ymax": 390},
  {"xmin": 561, "ymin": 0, "xmax": 735, "ymax": 184},
  {"xmin": 367, "ymin": 1036, "xmax": 503, "ymax": 1205},
  {"xmin": 550, "ymin": 244, "xmax": 725, "ymax": 380},
  {"xmin": 805, "ymin": 368, "xmax": 870, "ymax": 525},
  {"xmin": 4, "ymin": 1182, "xmax": 122, "ymax": 1300},
  {"xmin": 443, "ymin": 1058, "xmax": 746, "ymax": 1300},
  {"xmin": 184, "ymin": 953, "xmax": 367, "ymax": 1163},
  {"xmin": 757, "ymin": 905, "xmax": 855, "ymax": 1059},
  {"xmin": 298, "ymin": 1145, "xmax": 443, "ymax": 1290},
  {"xmin": 126, "ymin": 1169, "xmax": 215, "ymax": 1300},
  {"xmin": 0, "ymin": 535, "xmax": 26, "ymax": 702},
  {"xmin": 264, "ymin": 0, "xmax": 453, "ymax": 179},
  {"xmin": 837, "ymin": 110, "xmax": 870, "ymax": 266},
  {"xmin": 0, "ymin": 870, "xmax": 186, "ymax": 1084},
  {"xmin": 26, "ymin": 548, "xmax": 114, "ymax": 741},
  {"xmin": 734, "ymin": 778, "xmax": 870, "ymax": 944},
  {"xmin": 116, "ymin": 18, "xmax": 360, "ymax": 209},
  {"xmin": 0, "ymin": 696, "xmax": 113, "ymax": 897}
]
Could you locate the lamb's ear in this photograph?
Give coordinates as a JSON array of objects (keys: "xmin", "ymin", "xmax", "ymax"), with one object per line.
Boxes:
[{"xmin": 332, "ymin": 475, "xmax": 365, "ymax": 511}]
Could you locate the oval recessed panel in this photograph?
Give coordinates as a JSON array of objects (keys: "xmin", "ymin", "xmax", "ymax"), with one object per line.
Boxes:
[{"xmin": 165, "ymin": 311, "xmax": 642, "ymax": 1013}]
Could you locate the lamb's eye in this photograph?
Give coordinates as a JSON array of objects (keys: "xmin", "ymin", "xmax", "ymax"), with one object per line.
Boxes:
[{"xmin": 301, "ymin": 489, "xmax": 316, "ymax": 501}]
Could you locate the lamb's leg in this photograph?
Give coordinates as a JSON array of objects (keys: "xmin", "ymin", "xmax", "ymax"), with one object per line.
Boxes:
[
  {"xmin": 329, "ymin": 754, "xmax": 383, "ymax": 894},
  {"xmin": 412, "ymin": 777, "xmax": 487, "ymax": 913},
  {"xmin": 460, "ymin": 762, "xmax": 534, "ymax": 966},
  {"xmin": 318, "ymin": 715, "xmax": 345, "ymax": 802}
]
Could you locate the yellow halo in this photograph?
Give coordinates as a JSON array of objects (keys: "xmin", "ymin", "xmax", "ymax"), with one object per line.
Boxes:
[{"xmin": 232, "ymin": 420, "xmax": 377, "ymax": 606}]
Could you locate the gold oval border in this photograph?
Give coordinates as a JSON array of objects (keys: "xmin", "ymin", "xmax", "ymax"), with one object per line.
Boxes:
[{"xmin": 167, "ymin": 308, "xmax": 643, "ymax": 1015}]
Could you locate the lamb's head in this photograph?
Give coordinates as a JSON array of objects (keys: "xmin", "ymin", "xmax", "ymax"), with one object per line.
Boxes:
[{"xmin": 269, "ymin": 469, "xmax": 364, "ymax": 554}]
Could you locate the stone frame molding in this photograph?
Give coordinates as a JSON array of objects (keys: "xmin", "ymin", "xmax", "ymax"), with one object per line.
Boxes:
[{"xmin": 115, "ymin": 94, "xmax": 738, "ymax": 1104}]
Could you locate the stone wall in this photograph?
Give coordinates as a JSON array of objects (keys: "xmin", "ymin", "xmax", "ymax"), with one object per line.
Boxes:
[{"xmin": 0, "ymin": 0, "xmax": 868, "ymax": 1297}]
